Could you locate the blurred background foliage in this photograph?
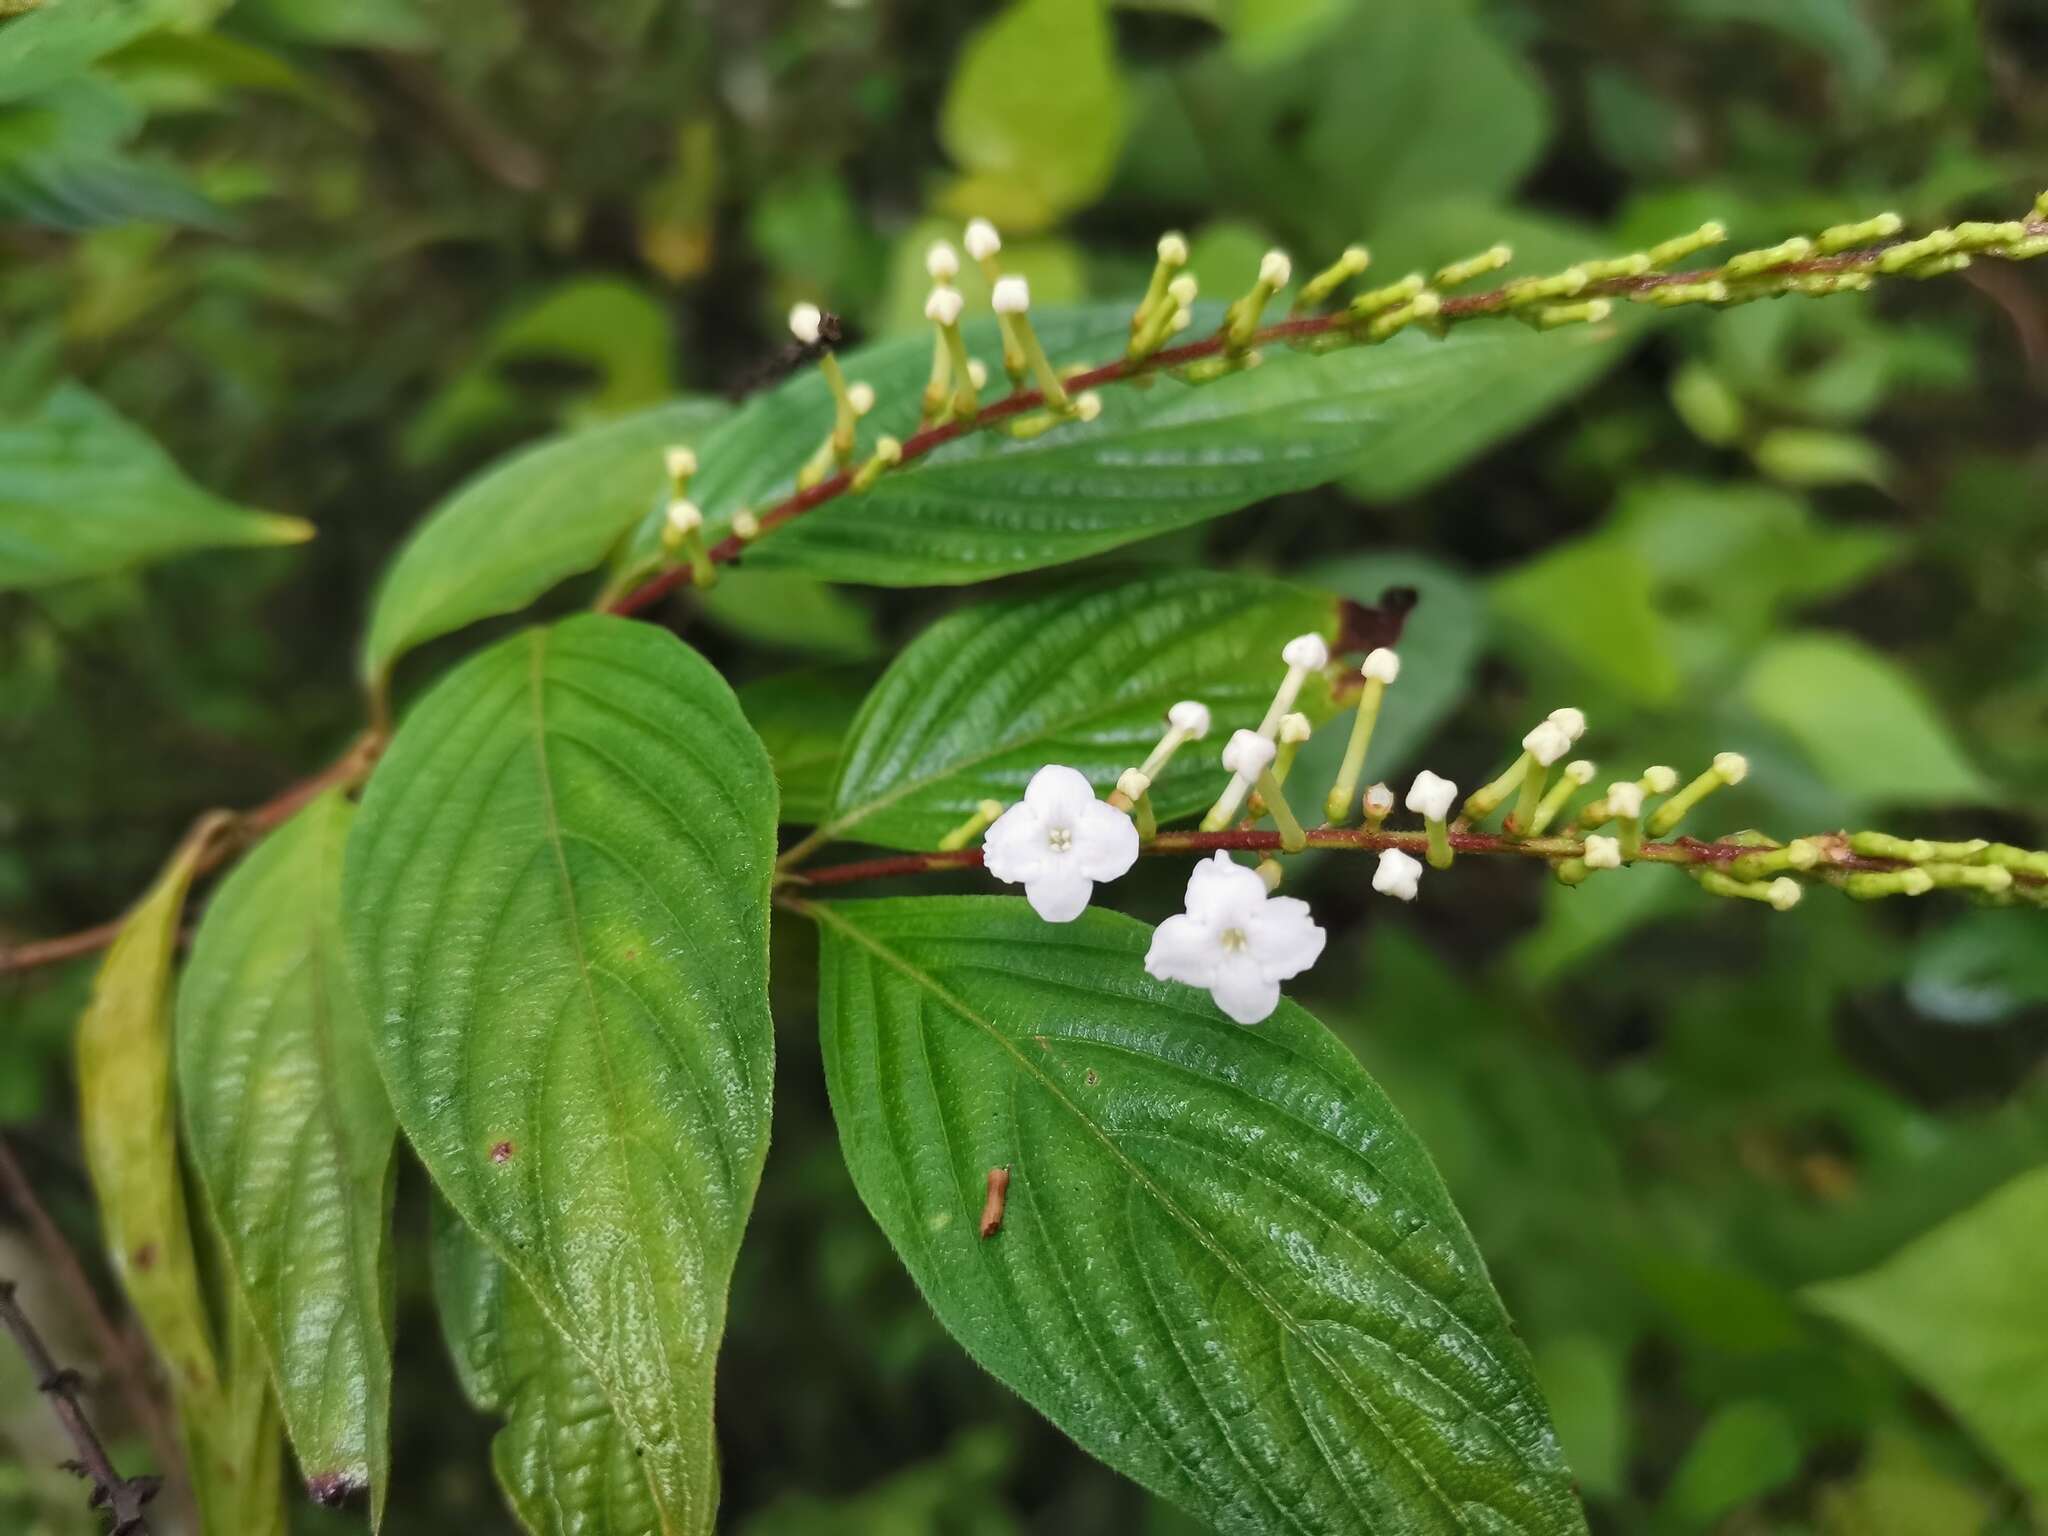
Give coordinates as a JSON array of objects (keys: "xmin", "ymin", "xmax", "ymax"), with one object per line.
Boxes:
[{"xmin": 2, "ymin": 0, "xmax": 2046, "ymax": 1531}]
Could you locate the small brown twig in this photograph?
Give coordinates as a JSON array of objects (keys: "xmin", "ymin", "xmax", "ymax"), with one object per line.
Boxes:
[
  {"xmin": 0, "ymin": 1139, "xmax": 183, "ymax": 1502},
  {"xmin": 0, "ymin": 1276, "xmax": 161, "ymax": 1535}
]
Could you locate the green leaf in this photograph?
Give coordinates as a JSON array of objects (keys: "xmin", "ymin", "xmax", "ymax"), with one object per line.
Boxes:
[
  {"xmin": 616, "ymin": 304, "xmax": 1638, "ymax": 588},
  {"xmin": 0, "ymin": 383, "xmax": 310, "ymax": 592},
  {"xmin": 433, "ymin": 1202, "xmax": 662, "ymax": 1536},
  {"xmin": 697, "ymin": 570, "xmax": 880, "ymax": 661},
  {"xmin": 176, "ymin": 792, "xmax": 396, "ymax": 1521},
  {"xmin": 1805, "ymin": 1166, "xmax": 2048, "ymax": 1502},
  {"xmin": 345, "ymin": 614, "xmax": 777, "ymax": 1535},
  {"xmin": 812, "ymin": 895, "xmax": 1587, "ymax": 1535},
  {"xmin": 185, "ymin": 1290, "xmax": 289, "ymax": 1536},
  {"xmin": 820, "ymin": 571, "xmax": 1341, "ymax": 852},
  {"xmin": 1656, "ymin": 1400, "xmax": 1801, "ymax": 1526},
  {"xmin": 75, "ymin": 823, "xmax": 223, "ymax": 1410},
  {"xmin": 938, "ymin": 0, "xmax": 1126, "ymax": 228},
  {"xmin": 737, "ymin": 664, "xmax": 872, "ymax": 825},
  {"xmin": 1743, "ymin": 632, "xmax": 1990, "ymax": 807},
  {"xmin": 360, "ymin": 397, "xmax": 727, "ymax": 689},
  {"xmin": 1490, "ymin": 533, "xmax": 1681, "ymax": 707},
  {"xmin": 0, "ymin": 0, "xmax": 166, "ymax": 103},
  {"xmin": 0, "ymin": 78, "xmax": 222, "ymax": 231}
]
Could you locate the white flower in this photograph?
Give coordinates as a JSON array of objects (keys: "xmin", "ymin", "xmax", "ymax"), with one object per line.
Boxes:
[
  {"xmin": 1362, "ymin": 647, "xmax": 1400, "ymax": 684},
  {"xmin": 1643, "ymin": 765, "xmax": 1679, "ymax": 794},
  {"xmin": 925, "ymin": 240, "xmax": 960, "ymax": 281},
  {"xmin": 1168, "ymin": 700, "xmax": 1212, "ymax": 739},
  {"xmin": 1372, "ymin": 848, "xmax": 1422, "ymax": 901},
  {"xmin": 925, "ymin": 286, "xmax": 964, "ymax": 326},
  {"xmin": 1363, "ymin": 782, "xmax": 1394, "ymax": 816},
  {"xmin": 1548, "ymin": 707, "xmax": 1587, "ymax": 742},
  {"xmin": 991, "ymin": 275, "xmax": 1031, "ymax": 314},
  {"xmin": 982, "ymin": 765, "xmax": 1138, "ymax": 923},
  {"xmin": 1583, "ymin": 834, "xmax": 1622, "ymax": 869},
  {"xmin": 1606, "ymin": 781, "xmax": 1644, "ymax": 819},
  {"xmin": 1157, "ymin": 232, "xmax": 1189, "ymax": 266},
  {"xmin": 788, "ymin": 302, "xmax": 823, "ymax": 345},
  {"xmin": 1259, "ymin": 249, "xmax": 1292, "ymax": 288},
  {"xmin": 1522, "ymin": 720, "xmax": 1572, "ymax": 766},
  {"xmin": 1714, "ymin": 752, "xmax": 1750, "ymax": 784},
  {"xmin": 1145, "ymin": 852, "xmax": 1326, "ymax": 1025},
  {"xmin": 1220, "ymin": 730, "xmax": 1276, "ymax": 780},
  {"xmin": 964, "ymin": 218, "xmax": 1002, "ymax": 261},
  {"xmin": 665, "ymin": 445, "xmax": 697, "ymax": 479},
  {"xmin": 846, "ymin": 382, "xmax": 876, "ymax": 415},
  {"xmin": 1405, "ymin": 770, "xmax": 1457, "ymax": 822},
  {"xmin": 1281, "ymin": 633, "xmax": 1329, "ymax": 670}
]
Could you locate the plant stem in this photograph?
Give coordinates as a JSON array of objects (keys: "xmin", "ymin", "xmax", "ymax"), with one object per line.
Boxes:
[{"xmin": 0, "ymin": 1277, "xmax": 161, "ymax": 1535}]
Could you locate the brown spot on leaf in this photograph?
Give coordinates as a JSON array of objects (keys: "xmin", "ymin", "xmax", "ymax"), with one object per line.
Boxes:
[
  {"xmin": 306, "ymin": 1472, "xmax": 365, "ymax": 1507},
  {"xmin": 979, "ymin": 1166, "xmax": 1012, "ymax": 1240},
  {"xmin": 490, "ymin": 1141, "xmax": 515, "ymax": 1164},
  {"xmin": 131, "ymin": 1243, "xmax": 156, "ymax": 1272},
  {"xmin": 1085, "ymin": 1069, "xmax": 1100, "ymax": 1086},
  {"xmin": 1334, "ymin": 586, "xmax": 1420, "ymax": 673}
]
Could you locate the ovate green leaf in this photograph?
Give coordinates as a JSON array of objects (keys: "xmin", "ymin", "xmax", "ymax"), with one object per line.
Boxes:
[
  {"xmin": 821, "ymin": 572, "xmax": 1342, "ymax": 851},
  {"xmin": 345, "ymin": 614, "xmax": 777, "ymax": 1535},
  {"xmin": 0, "ymin": 383, "xmax": 310, "ymax": 592},
  {"xmin": 814, "ymin": 896, "xmax": 1586, "ymax": 1535},
  {"xmin": 433, "ymin": 1201, "xmax": 661, "ymax": 1536},
  {"xmin": 737, "ymin": 665, "xmax": 872, "ymax": 825},
  {"xmin": 360, "ymin": 397, "xmax": 728, "ymax": 689},
  {"xmin": 615, "ymin": 306, "xmax": 1637, "ymax": 588},
  {"xmin": 1744, "ymin": 632, "xmax": 1990, "ymax": 807},
  {"xmin": 185, "ymin": 1291, "xmax": 289, "ymax": 1536},
  {"xmin": 1806, "ymin": 1166, "xmax": 2048, "ymax": 1501},
  {"xmin": 177, "ymin": 792, "xmax": 396, "ymax": 1521}
]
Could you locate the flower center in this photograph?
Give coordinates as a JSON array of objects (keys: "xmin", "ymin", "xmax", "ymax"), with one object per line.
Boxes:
[
  {"xmin": 1046, "ymin": 826, "xmax": 1073, "ymax": 852},
  {"xmin": 1219, "ymin": 927, "xmax": 1248, "ymax": 952}
]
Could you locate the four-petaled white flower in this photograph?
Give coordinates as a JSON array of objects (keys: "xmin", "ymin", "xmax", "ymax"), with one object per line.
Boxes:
[
  {"xmin": 1144, "ymin": 852, "xmax": 1326, "ymax": 1025},
  {"xmin": 982, "ymin": 765, "xmax": 1138, "ymax": 922}
]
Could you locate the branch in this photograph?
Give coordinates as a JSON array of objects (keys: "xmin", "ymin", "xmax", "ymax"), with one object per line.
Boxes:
[
  {"xmin": 784, "ymin": 825, "xmax": 2047, "ymax": 894},
  {"xmin": 0, "ymin": 731, "xmax": 384, "ymax": 977},
  {"xmin": 0, "ymin": 1139, "xmax": 182, "ymax": 1502},
  {"xmin": 0, "ymin": 1277, "xmax": 160, "ymax": 1535},
  {"xmin": 606, "ymin": 210, "xmax": 2048, "ymax": 618}
]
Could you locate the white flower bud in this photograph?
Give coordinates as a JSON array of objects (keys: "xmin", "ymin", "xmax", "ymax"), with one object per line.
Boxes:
[
  {"xmin": 1583, "ymin": 834, "xmax": 1622, "ymax": 869},
  {"xmin": 1168, "ymin": 700, "xmax": 1212, "ymax": 739},
  {"xmin": 1405, "ymin": 770, "xmax": 1457, "ymax": 822},
  {"xmin": 1073, "ymin": 391, "xmax": 1102, "ymax": 422},
  {"xmin": 1363, "ymin": 782, "xmax": 1395, "ymax": 815},
  {"xmin": 788, "ymin": 302, "xmax": 823, "ymax": 345},
  {"xmin": 991, "ymin": 275, "xmax": 1031, "ymax": 314},
  {"xmin": 1278, "ymin": 712, "xmax": 1312, "ymax": 745},
  {"xmin": 1221, "ymin": 730, "xmax": 1277, "ymax": 779},
  {"xmin": 1643, "ymin": 765, "xmax": 1679, "ymax": 794},
  {"xmin": 1167, "ymin": 274, "xmax": 1199, "ymax": 307},
  {"xmin": 1116, "ymin": 768, "xmax": 1151, "ymax": 802},
  {"xmin": 1767, "ymin": 878, "xmax": 1802, "ymax": 911},
  {"xmin": 1169, "ymin": 309, "xmax": 1192, "ymax": 333},
  {"xmin": 1372, "ymin": 848, "xmax": 1423, "ymax": 902},
  {"xmin": 1157, "ymin": 232, "xmax": 1189, "ymax": 266},
  {"xmin": 665, "ymin": 498, "xmax": 703, "ymax": 536},
  {"xmin": 964, "ymin": 218, "xmax": 1002, "ymax": 261},
  {"xmin": 731, "ymin": 509, "xmax": 761, "ymax": 540},
  {"xmin": 1714, "ymin": 752, "xmax": 1750, "ymax": 784},
  {"xmin": 925, "ymin": 286, "xmax": 964, "ymax": 326},
  {"xmin": 1521, "ymin": 721, "xmax": 1571, "ymax": 767},
  {"xmin": 1547, "ymin": 707, "xmax": 1587, "ymax": 742},
  {"xmin": 1606, "ymin": 782, "xmax": 1644, "ymax": 819},
  {"xmin": 847, "ymin": 382, "xmax": 876, "ymax": 415},
  {"xmin": 1564, "ymin": 759, "xmax": 1596, "ymax": 785},
  {"xmin": 966, "ymin": 358, "xmax": 989, "ymax": 388},
  {"xmin": 1259, "ymin": 249, "xmax": 1292, "ymax": 287},
  {"xmin": 1362, "ymin": 647, "xmax": 1400, "ymax": 684},
  {"xmin": 1281, "ymin": 633, "xmax": 1329, "ymax": 670},
  {"xmin": 925, "ymin": 240, "xmax": 960, "ymax": 281},
  {"xmin": 665, "ymin": 445, "xmax": 697, "ymax": 479}
]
